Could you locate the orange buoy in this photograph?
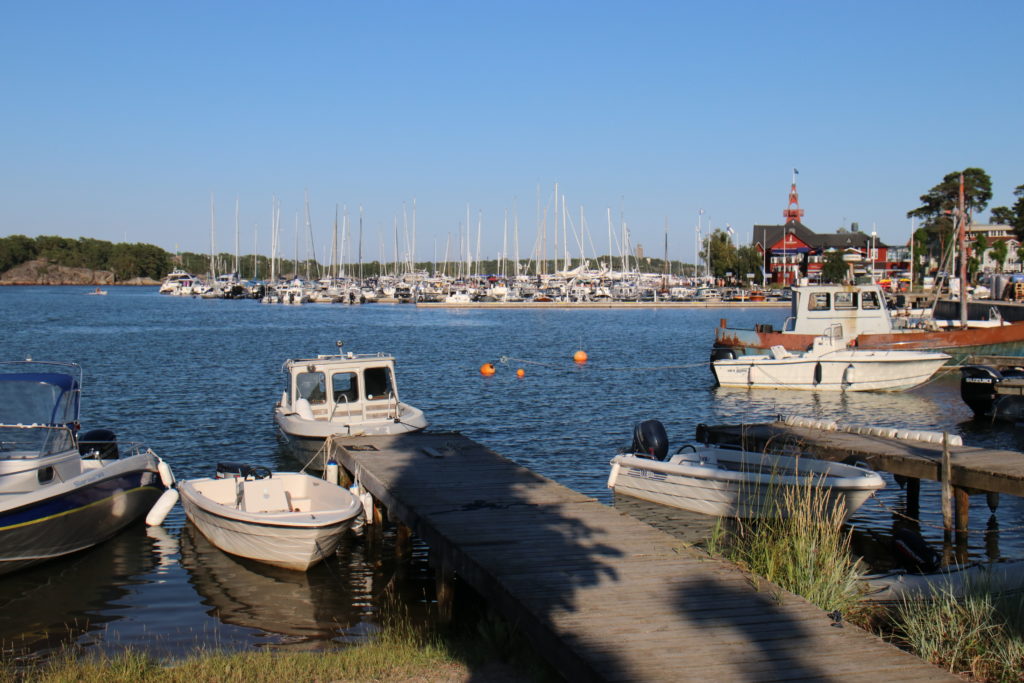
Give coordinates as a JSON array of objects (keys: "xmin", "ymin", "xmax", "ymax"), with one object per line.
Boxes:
[
  {"xmin": 479, "ymin": 362, "xmax": 496, "ymax": 376},
  {"xmin": 573, "ymin": 350, "xmax": 588, "ymax": 364},
  {"xmin": 516, "ymin": 368, "xmax": 525, "ymax": 378}
]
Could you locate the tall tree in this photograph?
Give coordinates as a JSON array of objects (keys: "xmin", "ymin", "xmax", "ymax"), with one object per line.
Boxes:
[
  {"xmin": 990, "ymin": 184, "xmax": 1024, "ymax": 238},
  {"xmin": 907, "ymin": 168, "xmax": 993, "ymax": 263},
  {"xmin": 822, "ymin": 250, "xmax": 847, "ymax": 284}
]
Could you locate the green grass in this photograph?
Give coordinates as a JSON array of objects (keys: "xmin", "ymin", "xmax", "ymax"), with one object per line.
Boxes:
[{"xmin": 704, "ymin": 475, "xmax": 866, "ymax": 617}]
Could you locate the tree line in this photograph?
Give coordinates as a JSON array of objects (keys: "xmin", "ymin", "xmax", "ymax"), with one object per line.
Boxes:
[{"xmin": 0, "ymin": 235, "xmax": 172, "ymax": 281}]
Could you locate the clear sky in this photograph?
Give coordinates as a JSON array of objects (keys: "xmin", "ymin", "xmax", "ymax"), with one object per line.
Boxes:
[{"xmin": 3, "ymin": 1, "xmax": 1022, "ymax": 267}]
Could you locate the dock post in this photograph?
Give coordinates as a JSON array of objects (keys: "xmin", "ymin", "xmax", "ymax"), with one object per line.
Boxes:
[
  {"xmin": 954, "ymin": 487, "xmax": 970, "ymax": 564},
  {"xmin": 434, "ymin": 557, "xmax": 455, "ymax": 625},
  {"xmin": 905, "ymin": 477, "xmax": 920, "ymax": 520},
  {"xmin": 395, "ymin": 522, "xmax": 412, "ymax": 558},
  {"xmin": 941, "ymin": 432, "xmax": 953, "ymax": 539}
]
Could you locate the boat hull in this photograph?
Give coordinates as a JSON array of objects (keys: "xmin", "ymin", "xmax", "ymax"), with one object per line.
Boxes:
[
  {"xmin": 179, "ymin": 473, "xmax": 361, "ymax": 571},
  {"xmin": 608, "ymin": 450, "xmax": 884, "ymax": 522},
  {"xmin": 0, "ymin": 455, "xmax": 164, "ymax": 576},
  {"xmin": 274, "ymin": 404, "xmax": 427, "ymax": 470},
  {"xmin": 713, "ymin": 353, "xmax": 948, "ymax": 391},
  {"xmin": 715, "ymin": 322, "xmax": 1024, "ymax": 366}
]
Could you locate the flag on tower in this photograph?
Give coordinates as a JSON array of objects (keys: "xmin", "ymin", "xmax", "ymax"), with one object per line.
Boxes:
[
  {"xmin": 726, "ymin": 225, "xmax": 735, "ymax": 236},
  {"xmin": 794, "ymin": 168, "xmax": 799, "ymax": 174}
]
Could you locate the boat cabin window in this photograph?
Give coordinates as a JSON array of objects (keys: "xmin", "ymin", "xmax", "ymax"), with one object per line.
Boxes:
[
  {"xmin": 364, "ymin": 367, "xmax": 393, "ymax": 400},
  {"xmin": 295, "ymin": 371, "xmax": 327, "ymax": 404},
  {"xmin": 862, "ymin": 291, "xmax": 881, "ymax": 310},
  {"xmin": 332, "ymin": 372, "xmax": 358, "ymax": 403},
  {"xmin": 808, "ymin": 292, "xmax": 830, "ymax": 311},
  {"xmin": 834, "ymin": 292, "xmax": 857, "ymax": 310}
]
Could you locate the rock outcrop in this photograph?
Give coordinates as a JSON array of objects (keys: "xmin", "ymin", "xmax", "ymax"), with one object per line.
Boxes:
[{"xmin": 0, "ymin": 259, "xmax": 119, "ymax": 285}]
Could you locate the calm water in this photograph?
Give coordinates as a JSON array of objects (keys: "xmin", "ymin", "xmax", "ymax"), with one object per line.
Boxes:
[{"xmin": 3, "ymin": 286, "xmax": 1024, "ymax": 658}]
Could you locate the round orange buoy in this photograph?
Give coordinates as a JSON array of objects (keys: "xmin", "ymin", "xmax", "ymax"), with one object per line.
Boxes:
[
  {"xmin": 573, "ymin": 350, "xmax": 588, "ymax": 364},
  {"xmin": 479, "ymin": 362, "xmax": 496, "ymax": 376},
  {"xmin": 516, "ymin": 368, "xmax": 525, "ymax": 378}
]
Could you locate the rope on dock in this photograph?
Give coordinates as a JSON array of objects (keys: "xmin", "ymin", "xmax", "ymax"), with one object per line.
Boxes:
[{"xmin": 864, "ymin": 495, "xmax": 1024, "ymax": 536}]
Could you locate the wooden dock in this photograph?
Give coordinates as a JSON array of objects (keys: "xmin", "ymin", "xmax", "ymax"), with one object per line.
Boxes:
[
  {"xmin": 702, "ymin": 420, "xmax": 1024, "ymax": 497},
  {"xmin": 330, "ymin": 431, "xmax": 951, "ymax": 682}
]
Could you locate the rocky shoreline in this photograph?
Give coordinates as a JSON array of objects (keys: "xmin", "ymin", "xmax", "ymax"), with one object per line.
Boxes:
[{"xmin": 0, "ymin": 259, "xmax": 159, "ymax": 286}]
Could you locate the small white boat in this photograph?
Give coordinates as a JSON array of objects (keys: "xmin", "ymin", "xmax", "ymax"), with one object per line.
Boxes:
[
  {"xmin": 178, "ymin": 464, "xmax": 362, "ymax": 571},
  {"xmin": 85, "ymin": 287, "xmax": 108, "ymax": 296},
  {"xmin": 712, "ymin": 324, "xmax": 950, "ymax": 391},
  {"xmin": 607, "ymin": 420, "xmax": 885, "ymax": 521},
  {"xmin": 861, "ymin": 561, "xmax": 1024, "ymax": 603},
  {"xmin": 274, "ymin": 342, "xmax": 428, "ymax": 470}
]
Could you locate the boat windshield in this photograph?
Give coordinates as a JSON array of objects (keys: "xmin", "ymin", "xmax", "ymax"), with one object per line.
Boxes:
[
  {"xmin": 364, "ymin": 367, "xmax": 393, "ymax": 400},
  {"xmin": 0, "ymin": 374, "xmax": 79, "ymax": 425}
]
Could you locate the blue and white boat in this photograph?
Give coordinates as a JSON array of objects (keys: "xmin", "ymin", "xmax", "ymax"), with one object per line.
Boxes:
[{"xmin": 0, "ymin": 361, "xmax": 174, "ymax": 576}]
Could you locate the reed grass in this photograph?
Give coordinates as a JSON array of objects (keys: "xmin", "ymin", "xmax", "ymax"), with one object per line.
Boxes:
[
  {"xmin": 705, "ymin": 473, "xmax": 866, "ymax": 617},
  {"xmin": 883, "ymin": 587, "xmax": 1024, "ymax": 681}
]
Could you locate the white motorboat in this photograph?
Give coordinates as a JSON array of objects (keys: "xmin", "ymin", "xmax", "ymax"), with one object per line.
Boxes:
[
  {"xmin": 607, "ymin": 420, "xmax": 885, "ymax": 521},
  {"xmin": 0, "ymin": 361, "xmax": 174, "ymax": 576},
  {"xmin": 712, "ymin": 324, "xmax": 949, "ymax": 391},
  {"xmin": 274, "ymin": 343, "xmax": 428, "ymax": 470},
  {"xmin": 178, "ymin": 463, "xmax": 362, "ymax": 571}
]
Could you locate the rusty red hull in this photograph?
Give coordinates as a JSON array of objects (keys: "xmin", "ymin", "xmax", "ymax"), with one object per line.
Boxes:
[{"xmin": 714, "ymin": 321, "xmax": 1024, "ymax": 365}]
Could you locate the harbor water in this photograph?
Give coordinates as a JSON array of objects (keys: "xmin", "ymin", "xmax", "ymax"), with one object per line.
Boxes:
[{"xmin": 3, "ymin": 286, "xmax": 1024, "ymax": 659}]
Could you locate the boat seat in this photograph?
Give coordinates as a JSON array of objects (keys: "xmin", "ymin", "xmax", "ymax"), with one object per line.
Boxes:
[
  {"xmin": 770, "ymin": 345, "xmax": 793, "ymax": 360},
  {"xmin": 242, "ymin": 478, "xmax": 292, "ymax": 513}
]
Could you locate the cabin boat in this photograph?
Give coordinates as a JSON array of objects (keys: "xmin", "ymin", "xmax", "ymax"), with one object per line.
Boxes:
[
  {"xmin": 713, "ymin": 282, "xmax": 1024, "ymax": 365},
  {"xmin": 159, "ymin": 269, "xmax": 201, "ymax": 296},
  {"xmin": 179, "ymin": 463, "xmax": 362, "ymax": 571},
  {"xmin": 607, "ymin": 421, "xmax": 885, "ymax": 521},
  {"xmin": 712, "ymin": 324, "xmax": 950, "ymax": 392},
  {"xmin": 274, "ymin": 344, "xmax": 428, "ymax": 470},
  {"xmin": 0, "ymin": 361, "xmax": 173, "ymax": 575}
]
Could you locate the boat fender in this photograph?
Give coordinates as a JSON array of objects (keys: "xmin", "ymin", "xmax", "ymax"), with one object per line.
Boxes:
[
  {"xmin": 842, "ymin": 364, "xmax": 855, "ymax": 387},
  {"xmin": 325, "ymin": 459, "xmax": 340, "ymax": 485},
  {"xmin": 145, "ymin": 488, "xmax": 179, "ymax": 526},
  {"xmin": 294, "ymin": 398, "xmax": 315, "ymax": 420},
  {"xmin": 607, "ymin": 462, "xmax": 620, "ymax": 489},
  {"xmin": 157, "ymin": 459, "xmax": 176, "ymax": 488}
]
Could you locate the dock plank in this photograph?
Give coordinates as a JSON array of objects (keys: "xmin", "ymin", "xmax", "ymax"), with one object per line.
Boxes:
[{"xmin": 333, "ymin": 432, "xmax": 951, "ymax": 682}]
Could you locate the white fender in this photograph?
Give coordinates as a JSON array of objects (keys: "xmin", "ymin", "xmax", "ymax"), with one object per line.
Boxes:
[
  {"xmin": 607, "ymin": 461, "xmax": 621, "ymax": 489},
  {"xmin": 145, "ymin": 488, "xmax": 179, "ymax": 526},
  {"xmin": 324, "ymin": 460, "xmax": 340, "ymax": 485},
  {"xmin": 157, "ymin": 460, "xmax": 175, "ymax": 487}
]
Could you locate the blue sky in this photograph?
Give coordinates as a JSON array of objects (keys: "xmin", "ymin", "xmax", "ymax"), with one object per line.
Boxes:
[{"xmin": 3, "ymin": 1, "xmax": 1022, "ymax": 267}]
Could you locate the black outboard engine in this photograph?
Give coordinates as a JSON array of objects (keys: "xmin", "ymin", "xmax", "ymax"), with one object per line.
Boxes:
[
  {"xmin": 892, "ymin": 526, "xmax": 941, "ymax": 574},
  {"xmin": 960, "ymin": 365, "xmax": 1000, "ymax": 416},
  {"xmin": 78, "ymin": 428, "xmax": 119, "ymax": 459},
  {"xmin": 631, "ymin": 419, "xmax": 669, "ymax": 461}
]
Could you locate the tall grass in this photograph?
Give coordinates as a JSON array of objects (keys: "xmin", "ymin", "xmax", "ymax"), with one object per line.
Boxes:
[
  {"xmin": 706, "ymin": 474, "xmax": 865, "ymax": 616},
  {"xmin": 885, "ymin": 587, "xmax": 1024, "ymax": 681}
]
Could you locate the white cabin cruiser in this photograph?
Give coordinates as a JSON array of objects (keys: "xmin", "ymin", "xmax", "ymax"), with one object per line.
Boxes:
[
  {"xmin": 607, "ymin": 420, "xmax": 884, "ymax": 521},
  {"xmin": 179, "ymin": 463, "xmax": 362, "ymax": 571},
  {"xmin": 274, "ymin": 343, "xmax": 428, "ymax": 469},
  {"xmin": 0, "ymin": 361, "xmax": 173, "ymax": 575},
  {"xmin": 712, "ymin": 324, "xmax": 949, "ymax": 392}
]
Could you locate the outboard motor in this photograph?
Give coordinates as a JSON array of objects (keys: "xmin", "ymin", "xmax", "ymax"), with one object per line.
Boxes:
[
  {"xmin": 960, "ymin": 365, "xmax": 1003, "ymax": 416},
  {"xmin": 709, "ymin": 347, "xmax": 737, "ymax": 380},
  {"xmin": 631, "ymin": 419, "xmax": 669, "ymax": 461},
  {"xmin": 78, "ymin": 428, "xmax": 119, "ymax": 459},
  {"xmin": 892, "ymin": 527, "xmax": 941, "ymax": 574}
]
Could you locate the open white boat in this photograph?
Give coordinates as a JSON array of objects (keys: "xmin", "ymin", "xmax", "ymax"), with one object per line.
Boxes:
[
  {"xmin": 274, "ymin": 343, "xmax": 428, "ymax": 470},
  {"xmin": 607, "ymin": 420, "xmax": 885, "ymax": 521},
  {"xmin": 861, "ymin": 560, "xmax": 1024, "ymax": 604},
  {"xmin": 0, "ymin": 361, "xmax": 174, "ymax": 575},
  {"xmin": 178, "ymin": 464, "xmax": 362, "ymax": 571},
  {"xmin": 712, "ymin": 324, "xmax": 949, "ymax": 391}
]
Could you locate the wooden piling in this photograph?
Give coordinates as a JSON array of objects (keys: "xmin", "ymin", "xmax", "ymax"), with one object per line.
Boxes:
[{"xmin": 941, "ymin": 432, "xmax": 953, "ymax": 537}]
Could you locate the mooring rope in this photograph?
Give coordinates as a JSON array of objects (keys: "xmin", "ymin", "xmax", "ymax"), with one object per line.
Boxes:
[{"xmin": 863, "ymin": 494, "xmax": 1024, "ymax": 536}]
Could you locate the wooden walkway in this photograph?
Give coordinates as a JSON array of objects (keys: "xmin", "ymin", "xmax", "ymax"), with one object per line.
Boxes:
[
  {"xmin": 331, "ymin": 431, "xmax": 951, "ymax": 682},
  {"xmin": 703, "ymin": 421, "xmax": 1024, "ymax": 497}
]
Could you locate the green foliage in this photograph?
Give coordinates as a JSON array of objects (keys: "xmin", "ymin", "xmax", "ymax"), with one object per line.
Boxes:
[
  {"xmin": 0, "ymin": 235, "xmax": 171, "ymax": 280},
  {"xmin": 990, "ymin": 239, "xmax": 1009, "ymax": 273},
  {"xmin": 990, "ymin": 184, "xmax": 1024, "ymax": 240},
  {"xmin": 822, "ymin": 250, "xmax": 848, "ymax": 284},
  {"xmin": 699, "ymin": 230, "xmax": 760, "ymax": 282},
  {"xmin": 908, "ymin": 168, "xmax": 993, "ymax": 262},
  {"xmin": 0, "ymin": 234, "xmax": 38, "ymax": 272}
]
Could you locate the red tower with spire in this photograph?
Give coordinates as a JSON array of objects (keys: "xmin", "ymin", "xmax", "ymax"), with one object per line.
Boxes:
[{"xmin": 783, "ymin": 169, "xmax": 804, "ymax": 224}]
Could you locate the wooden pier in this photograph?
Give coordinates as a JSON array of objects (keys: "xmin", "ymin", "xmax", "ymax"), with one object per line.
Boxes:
[{"xmin": 330, "ymin": 431, "xmax": 951, "ymax": 682}]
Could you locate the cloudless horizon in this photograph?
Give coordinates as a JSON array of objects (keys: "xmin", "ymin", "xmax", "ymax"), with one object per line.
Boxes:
[{"xmin": 3, "ymin": 1, "xmax": 1023, "ymax": 268}]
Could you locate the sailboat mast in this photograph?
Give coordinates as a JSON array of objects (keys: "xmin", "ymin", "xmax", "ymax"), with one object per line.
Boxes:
[
  {"xmin": 958, "ymin": 173, "xmax": 968, "ymax": 327},
  {"xmin": 209, "ymin": 193, "xmax": 217, "ymax": 280},
  {"xmin": 234, "ymin": 196, "xmax": 240, "ymax": 276}
]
